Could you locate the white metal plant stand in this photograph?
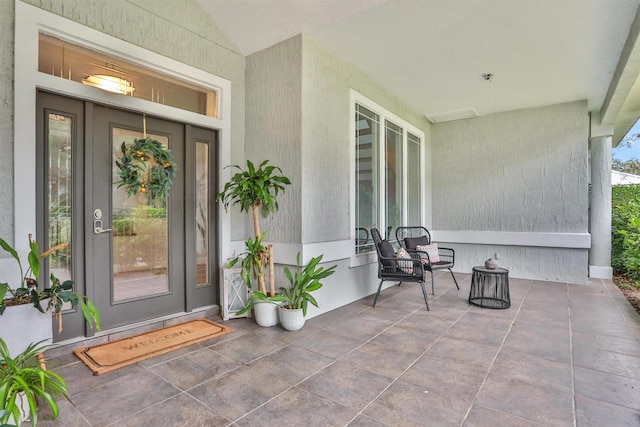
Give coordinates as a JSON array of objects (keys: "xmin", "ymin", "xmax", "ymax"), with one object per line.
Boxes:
[{"xmin": 221, "ymin": 267, "xmax": 251, "ymax": 320}]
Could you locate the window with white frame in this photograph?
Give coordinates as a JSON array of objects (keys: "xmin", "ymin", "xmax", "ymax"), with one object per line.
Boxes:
[{"xmin": 354, "ymin": 94, "xmax": 423, "ymax": 253}]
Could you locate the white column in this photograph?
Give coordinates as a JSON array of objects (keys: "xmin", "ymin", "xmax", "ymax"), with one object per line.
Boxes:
[{"xmin": 589, "ymin": 134, "xmax": 613, "ymax": 279}]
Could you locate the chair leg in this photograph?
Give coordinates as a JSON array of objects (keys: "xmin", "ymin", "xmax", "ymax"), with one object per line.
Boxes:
[
  {"xmin": 419, "ymin": 280, "xmax": 430, "ymax": 311},
  {"xmin": 430, "ymin": 270, "xmax": 435, "ymax": 295},
  {"xmin": 373, "ymin": 279, "xmax": 384, "ymax": 307},
  {"xmin": 449, "ymin": 268, "xmax": 459, "ymax": 289}
]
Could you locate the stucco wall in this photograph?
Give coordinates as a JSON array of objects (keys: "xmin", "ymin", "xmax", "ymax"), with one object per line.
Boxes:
[
  {"xmin": 431, "ymin": 101, "xmax": 590, "ymax": 283},
  {"xmin": 300, "ymin": 36, "xmax": 432, "ymax": 244},
  {"xmin": 0, "ymin": 0, "xmax": 15, "ymax": 242},
  {"xmin": 245, "ymin": 37, "xmax": 303, "ymax": 244}
]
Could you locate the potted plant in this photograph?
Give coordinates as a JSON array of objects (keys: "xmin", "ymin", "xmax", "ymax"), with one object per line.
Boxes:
[
  {"xmin": 277, "ymin": 254, "xmax": 337, "ymax": 331},
  {"xmin": 0, "ymin": 338, "xmax": 68, "ymax": 426},
  {"xmin": 216, "ymin": 160, "xmax": 291, "ymax": 326},
  {"xmin": 230, "ymin": 233, "xmax": 287, "ymax": 326},
  {"xmin": 0, "ymin": 235, "xmax": 101, "ymax": 356}
]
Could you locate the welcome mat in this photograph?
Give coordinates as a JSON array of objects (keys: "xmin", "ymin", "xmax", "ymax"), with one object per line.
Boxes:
[{"xmin": 74, "ymin": 318, "xmax": 232, "ymax": 375}]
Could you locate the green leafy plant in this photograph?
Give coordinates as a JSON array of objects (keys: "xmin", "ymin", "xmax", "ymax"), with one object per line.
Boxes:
[
  {"xmin": 231, "ymin": 233, "xmax": 287, "ymax": 316},
  {"xmin": 216, "ymin": 160, "xmax": 291, "ymax": 296},
  {"xmin": 0, "ymin": 338, "xmax": 68, "ymax": 426},
  {"xmin": 0, "ymin": 235, "xmax": 101, "ymax": 332},
  {"xmin": 612, "ymin": 184, "xmax": 640, "ymax": 284},
  {"xmin": 279, "ymin": 254, "xmax": 337, "ymax": 316}
]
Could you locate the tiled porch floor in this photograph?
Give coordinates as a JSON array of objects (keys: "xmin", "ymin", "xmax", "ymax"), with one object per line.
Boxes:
[{"xmin": 36, "ymin": 271, "xmax": 640, "ymax": 426}]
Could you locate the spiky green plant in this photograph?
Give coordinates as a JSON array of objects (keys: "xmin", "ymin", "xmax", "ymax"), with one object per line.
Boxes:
[{"xmin": 0, "ymin": 339, "xmax": 68, "ymax": 426}]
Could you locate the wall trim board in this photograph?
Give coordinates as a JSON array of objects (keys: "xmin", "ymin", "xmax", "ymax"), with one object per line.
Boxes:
[{"xmin": 432, "ymin": 230, "xmax": 591, "ymax": 249}]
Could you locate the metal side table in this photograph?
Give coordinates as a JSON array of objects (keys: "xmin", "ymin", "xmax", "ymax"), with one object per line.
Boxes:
[{"xmin": 468, "ymin": 266, "xmax": 510, "ymax": 309}]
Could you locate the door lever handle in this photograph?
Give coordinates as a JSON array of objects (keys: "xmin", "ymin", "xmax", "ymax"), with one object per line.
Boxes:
[{"xmin": 93, "ymin": 219, "xmax": 112, "ymax": 235}]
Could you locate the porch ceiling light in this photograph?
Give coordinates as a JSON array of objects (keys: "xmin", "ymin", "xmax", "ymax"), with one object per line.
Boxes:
[{"xmin": 82, "ymin": 74, "xmax": 135, "ymax": 95}]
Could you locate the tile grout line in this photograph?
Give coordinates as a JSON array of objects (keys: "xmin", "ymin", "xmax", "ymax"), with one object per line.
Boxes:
[{"xmin": 458, "ymin": 281, "xmax": 529, "ymax": 427}]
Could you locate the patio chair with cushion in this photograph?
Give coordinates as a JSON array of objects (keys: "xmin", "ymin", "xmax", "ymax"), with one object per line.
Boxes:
[
  {"xmin": 370, "ymin": 227, "xmax": 430, "ymax": 310},
  {"xmin": 396, "ymin": 226, "xmax": 459, "ymax": 294}
]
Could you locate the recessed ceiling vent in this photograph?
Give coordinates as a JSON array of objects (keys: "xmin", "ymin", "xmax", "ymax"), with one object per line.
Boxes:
[{"xmin": 426, "ymin": 107, "xmax": 479, "ymax": 123}]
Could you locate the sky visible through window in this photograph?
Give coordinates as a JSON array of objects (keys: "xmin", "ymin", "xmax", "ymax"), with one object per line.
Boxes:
[{"xmin": 613, "ymin": 118, "xmax": 640, "ymax": 162}]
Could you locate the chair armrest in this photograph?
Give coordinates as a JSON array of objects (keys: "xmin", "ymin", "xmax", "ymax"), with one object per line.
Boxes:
[
  {"xmin": 437, "ymin": 246, "xmax": 455, "ymax": 263},
  {"xmin": 407, "ymin": 248, "xmax": 431, "ymax": 263}
]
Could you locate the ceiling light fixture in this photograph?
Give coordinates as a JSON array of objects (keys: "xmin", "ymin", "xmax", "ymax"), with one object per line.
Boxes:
[{"xmin": 82, "ymin": 74, "xmax": 135, "ymax": 95}]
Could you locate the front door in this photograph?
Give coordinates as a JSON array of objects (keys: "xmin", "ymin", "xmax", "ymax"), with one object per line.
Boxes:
[
  {"xmin": 37, "ymin": 92, "xmax": 218, "ymax": 341},
  {"xmin": 89, "ymin": 105, "xmax": 185, "ymax": 329}
]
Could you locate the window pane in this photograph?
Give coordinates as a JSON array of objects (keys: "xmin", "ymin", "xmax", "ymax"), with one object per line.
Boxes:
[
  {"xmin": 48, "ymin": 113, "xmax": 73, "ymax": 283},
  {"xmin": 39, "ymin": 34, "xmax": 218, "ymax": 118},
  {"xmin": 112, "ymin": 129, "xmax": 169, "ymax": 302},
  {"xmin": 385, "ymin": 120, "xmax": 403, "ymax": 242},
  {"xmin": 407, "ymin": 132, "xmax": 421, "ymax": 225},
  {"xmin": 355, "ymin": 104, "xmax": 379, "ymax": 253},
  {"xmin": 195, "ymin": 141, "xmax": 209, "ymax": 286}
]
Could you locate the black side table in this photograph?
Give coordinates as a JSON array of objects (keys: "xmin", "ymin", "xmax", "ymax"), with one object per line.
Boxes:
[{"xmin": 469, "ymin": 266, "xmax": 510, "ymax": 309}]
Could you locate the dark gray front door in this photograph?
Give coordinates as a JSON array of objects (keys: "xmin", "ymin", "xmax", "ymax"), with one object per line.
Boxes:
[
  {"xmin": 89, "ymin": 106, "xmax": 185, "ymax": 329},
  {"xmin": 38, "ymin": 91, "xmax": 219, "ymax": 341}
]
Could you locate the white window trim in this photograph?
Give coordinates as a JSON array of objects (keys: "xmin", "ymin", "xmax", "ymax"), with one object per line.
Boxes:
[
  {"xmin": 349, "ymin": 90, "xmax": 426, "ymax": 267},
  {"xmin": 14, "ymin": 1, "xmax": 232, "ymax": 262}
]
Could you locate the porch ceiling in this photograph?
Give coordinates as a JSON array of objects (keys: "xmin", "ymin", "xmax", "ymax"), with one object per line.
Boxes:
[{"xmin": 196, "ymin": 0, "xmax": 640, "ymax": 139}]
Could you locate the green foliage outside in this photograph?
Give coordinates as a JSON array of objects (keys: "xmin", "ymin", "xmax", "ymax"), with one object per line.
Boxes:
[{"xmin": 612, "ymin": 184, "xmax": 640, "ymax": 286}]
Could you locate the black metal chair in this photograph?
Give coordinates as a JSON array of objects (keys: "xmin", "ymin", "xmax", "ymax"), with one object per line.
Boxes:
[
  {"xmin": 396, "ymin": 226, "xmax": 459, "ymax": 294},
  {"xmin": 370, "ymin": 227, "xmax": 430, "ymax": 310}
]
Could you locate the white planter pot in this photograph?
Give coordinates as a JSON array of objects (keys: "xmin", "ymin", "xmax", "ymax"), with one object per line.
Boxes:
[
  {"xmin": 253, "ymin": 301, "xmax": 279, "ymax": 327},
  {"xmin": 0, "ymin": 300, "xmax": 52, "ymax": 357},
  {"xmin": 278, "ymin": 306, "xmax": 306, "ymax": 331},
  {"xmin": 7, "ymin": 391, "xmax": 31, "ymax": 425}
]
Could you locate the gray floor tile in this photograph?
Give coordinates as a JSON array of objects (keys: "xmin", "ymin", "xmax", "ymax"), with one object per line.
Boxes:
[
  {"xmin": 425, "ymin": 336, "xmax": 499, "ymax": 372},
  {"xmin": 188, "ymin": 365, "xmax": 291, "ymax": 421},
  {"xmin": 331, "ymin": 315, "xmax": 396, "ymax": 341},
  {"xmin": 148, "ymin": 347, "xmax": 242, "ymax": 390},
  {"xmin": 572, "ymin": 329, "xmax": 640, "ymax": 357},
  {"xmin": 475, "ymin": 373, "xmax": 574, "ymax": 426},
  {"xmin": 574, "ymin": 365, "xmax": 640, "ymax": 411},
  {"xmin": 117, "ymin": 392, "xmax": 231, "ymax": 427},
  {"xmin": 298, "ymin": 360, "xmax": 393, "ymax": 411},
  {"xmin": 292, "ymin": 329, "xmax": 365, "ymax": 359},
  {"xmin": 62, "ymin": 365, "xmax": 181, "ymax": 426},
  {"xmin": 370, "ymin": 323, "xmax": 440, "ymax": 356},
  {"xmin": 236, "ymin": 387, "xmax": 357, "ymax": 427},
  {"xmin": 209, "ymin": 331, "xmax": 287, "ymax": 363},
  {"xmin": 341, "ymin": 341, "xmax": 419, "ymax": 378},
  {"xmin": 363, "ymin": 379, "xmax": 471, "ymax": 427},
  {"xmin": 462, "ymin": 404, "xmax": 543, "ymax": 427},
  {"xmin": 573, "ymin": 342, "xmax": 640, "ymax": 380},
  {"xmin": 400, "ymin": 355, "xmax": 486, "ymax": 402},
  {"xmin": 501, "ymin": 320, "xmax": 571, "ymax": 364},
  {"xmin": 491, "ymin": 348, "xmax": 573, "ymax": 391},
  {"xmin": 575, "ymin": 394, "xmax": 640, "ymax": 427},
  {"xmin": 248, "ymin": 345, "xmax": 334, "ymax": 384}
]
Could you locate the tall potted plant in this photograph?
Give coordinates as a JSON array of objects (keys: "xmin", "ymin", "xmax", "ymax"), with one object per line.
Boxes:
[
  {"xmin": 278, "ymin": 254, "xmax": 336, "ymax": 331},
  {"xmin": 0, "ymin": 235, "xmax": 101, "ymax": 356},
  {"xmin": 216, "ymin": 160, "xmax": 291, "ymax": 326}
]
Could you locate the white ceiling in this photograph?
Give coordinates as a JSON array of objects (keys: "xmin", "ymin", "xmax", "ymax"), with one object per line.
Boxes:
[{"xmin": 196, "ymin": 0, "xmax": 640, "ymax": 130}]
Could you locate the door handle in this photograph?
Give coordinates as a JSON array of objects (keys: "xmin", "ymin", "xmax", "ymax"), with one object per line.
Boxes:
[{"xmin": 94, "ymin": 219, "xmax": 113, "ymax": 235}]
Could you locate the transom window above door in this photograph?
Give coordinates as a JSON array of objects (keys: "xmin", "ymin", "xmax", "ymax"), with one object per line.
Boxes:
[{"xmin": 38, "ymin": 34, "xmax": 218, "ymax": 118}]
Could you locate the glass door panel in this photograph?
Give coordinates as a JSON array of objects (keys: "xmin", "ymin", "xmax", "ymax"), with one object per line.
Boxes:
[{"xmin": 111, "ymin": 128, "xmax": 169, "ymax": 302}]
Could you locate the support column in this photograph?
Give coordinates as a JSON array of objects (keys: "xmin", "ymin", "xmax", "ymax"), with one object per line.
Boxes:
[{"xmin": 589, "ymin": 134, "xmax": 613, "ymax": 279}]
